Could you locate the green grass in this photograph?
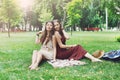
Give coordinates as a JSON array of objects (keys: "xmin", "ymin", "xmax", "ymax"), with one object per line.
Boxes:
[{"xmin": 0, "ymin": 31, "xmax": 120, "ymax": 80}]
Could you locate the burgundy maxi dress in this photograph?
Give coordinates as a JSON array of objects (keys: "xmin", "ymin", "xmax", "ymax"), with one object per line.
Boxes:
[{"xmin": 56, "ymin": 36, "xmax": 87, "ymax": 60}]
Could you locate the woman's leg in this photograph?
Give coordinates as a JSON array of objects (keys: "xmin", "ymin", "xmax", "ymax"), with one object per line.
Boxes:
[
  {"xmin": 84, "ymin": 53, "xmax": 102, "ymax": 62},
  {"xmin": 30, "ymin": 53, "xmax": 43, "ymax": 70},
  {"xmin": 29, "ymin": 50, "xmax": 38, "ymax": 69}
]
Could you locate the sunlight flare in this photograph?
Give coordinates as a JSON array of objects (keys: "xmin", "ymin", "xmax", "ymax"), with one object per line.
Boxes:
[{"xmin": 17, "ymin": 0, "xmax": 34, "ymax": 9}]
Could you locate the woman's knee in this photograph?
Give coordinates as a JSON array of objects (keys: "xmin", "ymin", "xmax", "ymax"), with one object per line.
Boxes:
[
  {"xmin": 38, "ymin": 53, "xmax": 43, "ymax": 57},
  {"xmin": 33, "ymin": 50, "xmax": 38, "ymax": 55}
]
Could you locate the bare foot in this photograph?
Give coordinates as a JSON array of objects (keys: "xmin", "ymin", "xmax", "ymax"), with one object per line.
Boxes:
[
  {"xmin": 28, "ymin": 64, "xmax": 34, "ymax": 69},
  {"xmin": 29, "ymin": 65, "xmax": 32, "ymax": 69},
  {"xmin": 92, "ymin": 58, "xmax": 102, "ymax": 62},
  {"xmin": 30, "ymin": 64, "xmax": 38, "ymax": 70}
]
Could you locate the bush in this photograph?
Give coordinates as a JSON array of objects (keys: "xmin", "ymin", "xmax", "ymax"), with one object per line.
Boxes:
[{"xmin": 116, "ymin": 36, "xmax": 120, "ymax": 42}]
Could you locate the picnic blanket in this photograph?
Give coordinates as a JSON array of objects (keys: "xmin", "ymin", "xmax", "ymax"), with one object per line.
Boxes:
[{"xmin": 47, "ymin": 59, "xmax": 86, "ymax": 68}]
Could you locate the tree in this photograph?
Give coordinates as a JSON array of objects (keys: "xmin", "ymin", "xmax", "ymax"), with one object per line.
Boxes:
[
  {"xmin": 34, "ymin": 0, "xmax": 71, "ymax": 26},
  {"xmin": 39, "ymin": 8, "xmax": 53, "ymax": 23},
  {"xmin": 107, "ymin": 0, "xmax": 120, "ymax": 28},
  {"xmin": 34, "ymin": 0, "xmax": 53, "ymax": 27},
  {"xmin": 66, "ymin": 0, "xmax": 82, "ymax": 31},
  {"xmin": 0, "ymin": 0, "xmax": 22, "ymax": 37}
]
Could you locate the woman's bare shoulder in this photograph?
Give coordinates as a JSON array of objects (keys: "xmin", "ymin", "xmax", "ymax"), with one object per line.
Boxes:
[{"xmin": 55, "ymin": 31, "xmax": 61, "ymax": 36}]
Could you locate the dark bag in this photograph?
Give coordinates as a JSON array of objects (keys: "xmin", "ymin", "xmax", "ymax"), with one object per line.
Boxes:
[{"xmin": 102, "ymin": 50, "xmax": 120, "ymax": 62}]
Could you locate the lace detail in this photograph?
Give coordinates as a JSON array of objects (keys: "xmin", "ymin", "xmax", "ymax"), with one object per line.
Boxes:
[{"xmin": 41, "ymin": 40, "xmax": 53, "ymax": 51}]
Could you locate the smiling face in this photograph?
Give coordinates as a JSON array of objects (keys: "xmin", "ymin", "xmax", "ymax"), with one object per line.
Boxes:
[
  {"xmin": 54, "ymin": 21, "xmax": 61, "ymax": 31},
  {"xmin": 40, "ymin": 21, "xmax": 54, "ymax": 45},
  {"xmin": 45, "ymin": 22, "xmax": 53, "ymax": 31}
]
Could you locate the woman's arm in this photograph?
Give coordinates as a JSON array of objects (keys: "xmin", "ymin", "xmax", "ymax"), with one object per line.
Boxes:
[
  {"xmin": 35, "ymin": 31, "xmax": 44, "ymax": 44},
  {"xmin": 36, "ymin": 31, "xmax": 42, "ymax": 35},
  {"xmin": 35, "ymin": 36, "xmax": 40, "ymax": 44},
  {"xmin": 52, "ymin": 35, "xmax": 56, "ymax": 61},
  {"xmin": 55, "ymin": 31, "xmax": 76, "ymax": 48},
  {"xmin": 62, "ymin": 30, "xmax": 70, "ymax": 40}
]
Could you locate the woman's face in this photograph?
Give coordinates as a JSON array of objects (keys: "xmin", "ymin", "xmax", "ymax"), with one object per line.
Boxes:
[
  {"xmin": 46, "ymin": 22, "xmax": 53, "ymax": 31},
  {"xmin": 54, "ymin": 21, "xmax": 60, "ymax": 31}
]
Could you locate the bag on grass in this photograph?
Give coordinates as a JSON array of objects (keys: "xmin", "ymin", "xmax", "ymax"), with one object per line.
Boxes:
[{"xmin": 102, "ymin": 50, "xmax": 120, "ymax": 62}]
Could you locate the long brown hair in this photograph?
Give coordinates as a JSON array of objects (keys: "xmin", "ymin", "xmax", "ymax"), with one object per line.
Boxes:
[
  {"xmin": 40, "ymin": 21, "xmax": 54, "ymax": 45},
  {"xmin": 53, "ymin": 19, "xmax": 64, "ymax": 37}
]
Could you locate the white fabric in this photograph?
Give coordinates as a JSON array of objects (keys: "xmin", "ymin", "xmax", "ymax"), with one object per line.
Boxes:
[
  {"xmin": 47, "ymin": 59, "xmax": 86, "ymax": 68},
  {"xmin": 39, "ymin": 40, "xmax": 54, "ymax": 60}
]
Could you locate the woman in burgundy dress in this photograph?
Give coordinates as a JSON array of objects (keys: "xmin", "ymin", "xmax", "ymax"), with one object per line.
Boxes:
[{"xmin": 53, "ymin": 19, "xmax": 102, "ymax": 62}]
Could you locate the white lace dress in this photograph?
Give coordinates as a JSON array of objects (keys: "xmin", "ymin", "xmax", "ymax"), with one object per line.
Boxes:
[{"xmin": 38, "ymin": 40, "xmax": 54, "ymax": 60}]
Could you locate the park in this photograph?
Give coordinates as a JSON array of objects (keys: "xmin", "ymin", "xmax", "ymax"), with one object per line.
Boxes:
[
  {"xmin": 0, "ymin": 0, "xmax": 120, "ymax": 80},
  {"xmin": 0, "ymin": 31, "xmax": 120, "ymax": 79}
]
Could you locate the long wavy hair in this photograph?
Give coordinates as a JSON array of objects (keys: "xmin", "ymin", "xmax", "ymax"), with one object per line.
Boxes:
[
  {"xmin": 53, "ymin": 19, "xmax": 64, "ymax": 37},
  {"xmin": 40, "ymin": 21, "xmax": 54, "ymax": 45}
]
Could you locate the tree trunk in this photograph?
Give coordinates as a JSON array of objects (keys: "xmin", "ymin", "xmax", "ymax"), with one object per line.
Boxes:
[
  {"xmin": 70, "ymin": 26, "xmax": 72, "ymax": 36},
  {"xmin": 8, "ymin": 21, "xmax": 10, "ymax": 38},
  {"xmin": 62, "ymin": 9, "xmax": 66, "ymax": 28},
  {"xmin": 105, "ymin": 7, "xmax": 108, "ymax": 31},
  {"xmin": 2, "ymin": 24, "xmax": 5, "ymax": 32},
  {"xmin": 29, "ymin": 24, "xmax": 32, "ymax": 31},
  {"xmin": 118, "ymin": 21, "xmax": 120, "ymax": 31},
  {"xmin": 73, "ymin": 24, "xmax": 76, "ymax": 31},
  {"xmin": 22, "ymin": 23, "xmax": 24, "ymax": 31},
  {"xmin": 25, "ymin": 22, "xmax": 27, "ymax": 31}
]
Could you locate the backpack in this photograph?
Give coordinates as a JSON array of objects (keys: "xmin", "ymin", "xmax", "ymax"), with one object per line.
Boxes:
[{"xmin": 102, "ymin": 50, "xmax": 120, "ymax": 62}]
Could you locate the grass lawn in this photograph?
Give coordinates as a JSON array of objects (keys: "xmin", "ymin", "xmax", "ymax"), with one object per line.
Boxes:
[{"xmin": 0, "ymin": 31, "xmax": 120, "ymax": 80}]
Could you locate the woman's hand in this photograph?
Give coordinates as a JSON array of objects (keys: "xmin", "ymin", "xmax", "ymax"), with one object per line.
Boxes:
[
  {"xmin": 71, "ymin": 44, "xmax": 77, "ymax": 47},
  {"xmin": 51, "ymin": 59, "xmax": 56, "ymax": 63},
  {"xmin": 53, "ymin": 58, "xmax": 56, "ymax": 61},
  {"xmin": 36, "ymin": 32, "xmax": 39, "ymax": 37},
  {"xmin": 36, "ymin": 31, "xmax": 42, "ymax": 36}
]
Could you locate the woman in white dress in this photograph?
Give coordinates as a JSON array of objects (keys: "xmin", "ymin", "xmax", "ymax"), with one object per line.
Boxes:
[{"xmin": 29, "ymin": 21, "xmax": 56, "ymax": 70}]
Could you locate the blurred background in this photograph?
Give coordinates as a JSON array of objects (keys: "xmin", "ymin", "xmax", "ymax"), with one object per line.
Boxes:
[{"xmin": 0, "ymin": 0, "xmax": 120, "ymax": 36}]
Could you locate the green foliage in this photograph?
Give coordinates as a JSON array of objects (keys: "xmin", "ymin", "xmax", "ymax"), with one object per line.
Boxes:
[
  {"xmin": 0, "ymin": 0, "xmax": 22, "ymax": 27},
  {"xmin": 66, "ymin": 0, "xmax": 82, "ymax": 26},
  {"xmin": 107, "ymin": 1, "xmax": 120, "ymax": 28},
  {"xmin": 34, "ymin": 0, "xmax": 72, "ymax": 24},
  {"xmin": 98, "ymin": 0, "xmax": 120, "ymax": 28},
  {"xmin": 0, "ymin": 0, "xmax": 119, "ymax": 31},
  {"xmin": 87, "ymin": 0, "xmax": 103, "ymax": 27},
  {"xmin": 34, "ymin": 0, "xmax": 53, "ymax": 23},
  {"xmin": 39, "ymin": 9, "xmax": 53, "ymax": 23},
  {"xmin": 92, "ymin": 14, "xmax": 102, "ymax": 27},
  {"xmin": 66, "ymin": 0, "xmax": 119, "ymax": 29}
]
